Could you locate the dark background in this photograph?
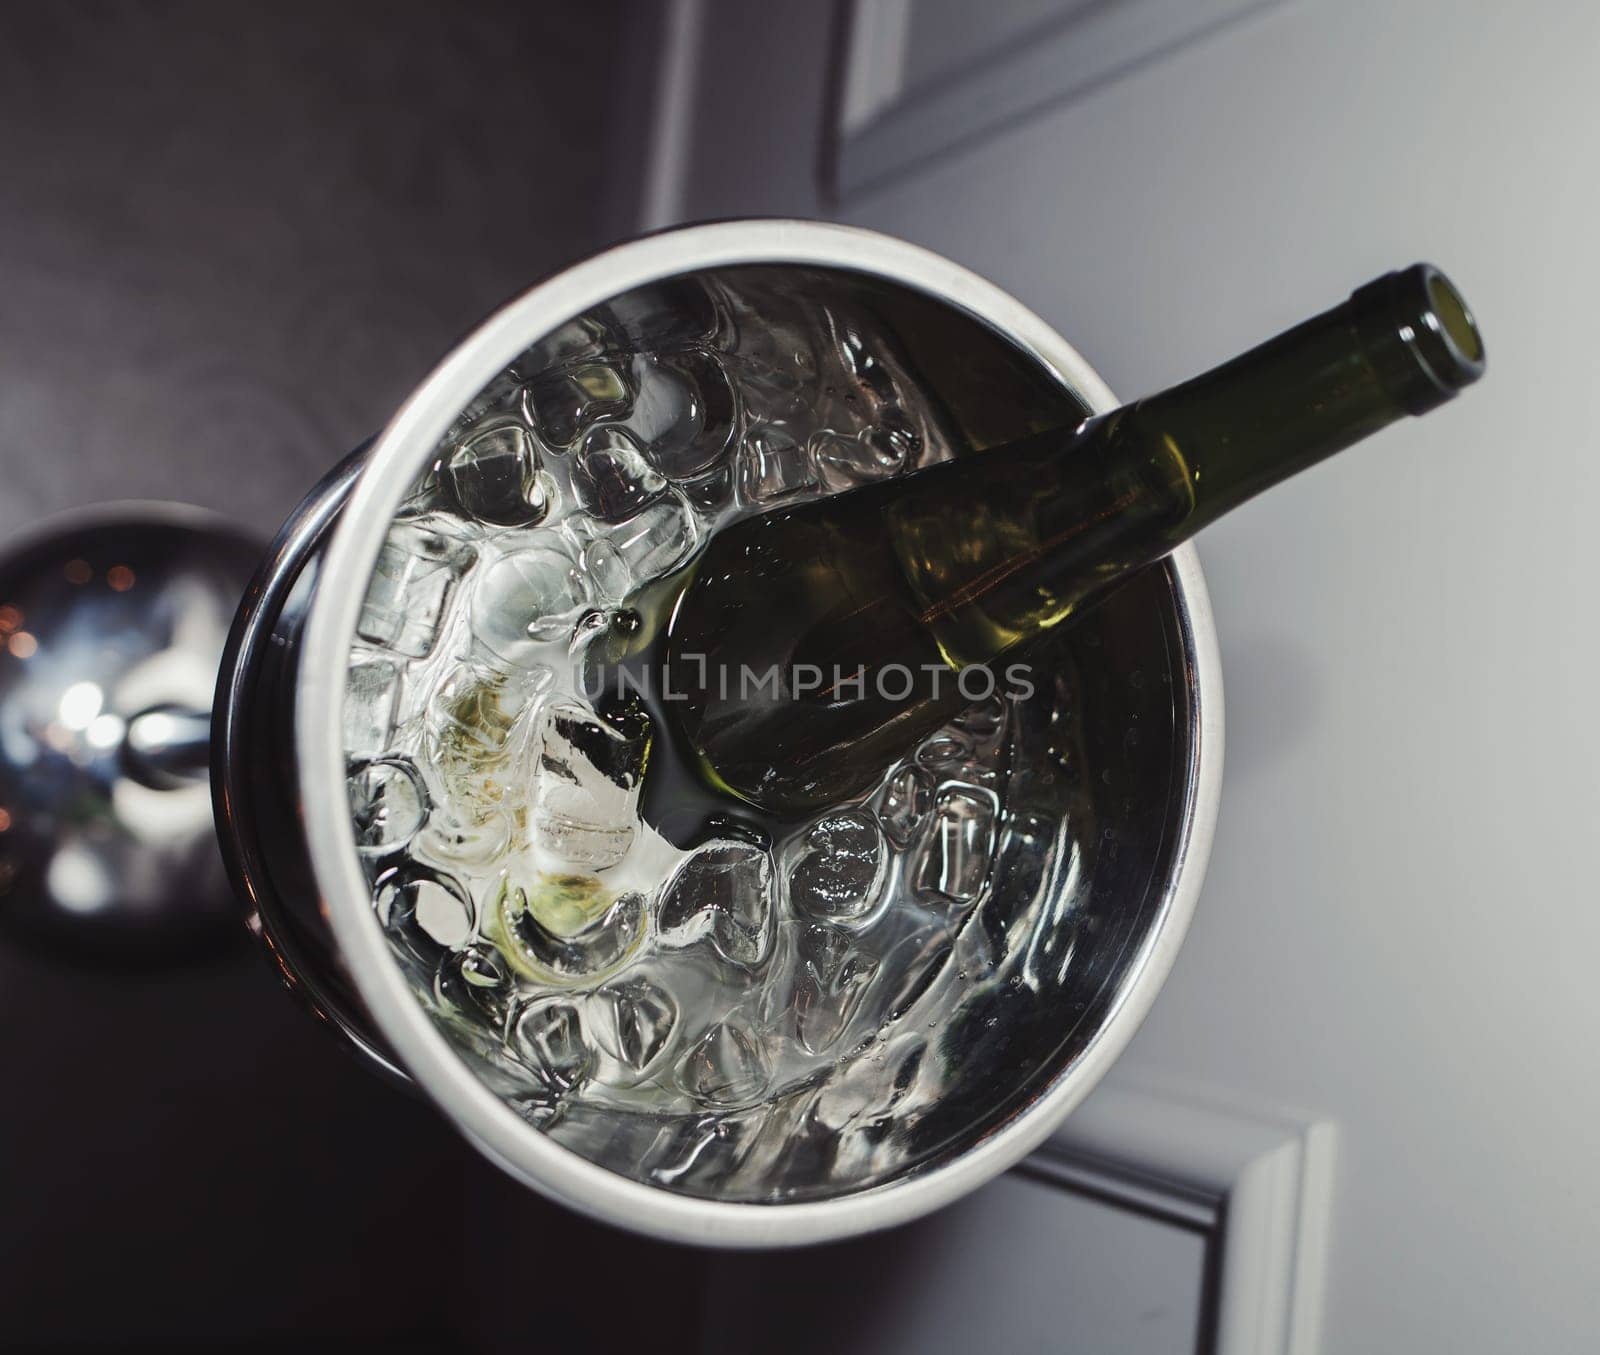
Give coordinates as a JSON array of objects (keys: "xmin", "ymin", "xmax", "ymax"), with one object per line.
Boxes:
[{"xmin": 0, "ymin": 4, "xmax": 706, "ymax": 1349}]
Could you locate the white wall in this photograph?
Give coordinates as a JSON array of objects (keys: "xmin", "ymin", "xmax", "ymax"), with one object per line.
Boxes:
[{"xmin": 669, "ymin": 1, "xmax": 1598, "ymax": 1349}]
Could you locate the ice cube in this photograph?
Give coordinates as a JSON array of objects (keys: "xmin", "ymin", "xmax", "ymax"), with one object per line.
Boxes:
[
  {"xmin": 930, "ymin": 706, "xmax": 1008, "ymax": 793},
  {"xmin": 492, "ymin": 872, "xmax": 646, "ymax": 981},
  {"xmin": 880, "ymin": 926, "xmax": 957, "ymax": 1023},
  {"xmin": 564, "ymin": 607, "xmax": 636, "ymax": 669},
  {"xmin": 625, "ymin": 349, "xmax": 737, "ymax": 481},
  {"xmin": 357, "ymin": 519, "xmax": 476, "ymax": 658},
  {"xmin": 439, "ymin": 1023, "xmax": 562, "ymax": 1125},
  {"xmin": 417, "ymin": 802, "xmax": 514, "ymax": 869},
  {"xmin": 676, "ymin": 1022, "xmax": 770, "ymax": 1107},
  {"xmin": 810, "ymin": 430, "xmax": 874, "ymax": 492},
  {"xmin": 680, "ymin": 462, "xmax": 734, "ymax": 514},
  {"xmin": 531, "ymin": 698, "xmax": 651, "ymax": 870},
  {"xmin": 806, "ymin": 1033, "xmax": 927, "ymax": 1136},
  {"xmin": 876, "ymin": 764, "xmax": 933, "ymax": 849},
  {"xmin": 470, "ymin": 545, "xmax": 589, "ymax": 665},
  {"xmin": 914, "ymin": 783, "xmax": 1000, "ymax": 904},
  {"xmin": 571, "ymin": 491, "xmax": 699, "ymax": 602},
  {"xmin": 374, "ymin": 861, "xmax": 475, "ymax": 971},
  {"xmin": 787, "ymin": 808, "xmax": 886, "ymax": 922},
  {"xmin": 791, "ymin": 922, "xmax": 879, "ymax": 1055},
  {"xmin": 811, "ymin": 414, "xmax": 918, "ymax": 492},
  {"xmin": 533, "ymin": 814, "xmax": 638, "ymax": 878},
  {"xmin": 523, "ymin": 359, "xmax": 632, "ymax": 450},
  {"xmin": 952, "ymin": 692, "xmax": 1009, "ymax": 744},
  {"xmin": 605, "ymin": 276, "xmax": 722, "ymax": 351},
  {"xmin": 571, "ymin": 425, "xmax": 667, "ymax": 522},
  {"xmin": 428, "ymin": 659, "xmax": 552, "ymax": 765},
  {"xmin": 862, "ymin": 410, "xmax": 922, "ymax": 466},
  {"xmin": 518, "ymin": 313, "xmax": 619, "ymax": 375},
  {"xmin": 657, "ymin": 840, "xmax": 775, "ymax": 968},
  {"xmin": 588, "ymin": 975, "xmax": 678, "ymax": 1084},
  {"xmin": 722, "ymin": 352, "xmax": 814, "ymax": 426},
  {"xmin": 349, "ymin": 756, "xmax": 428, "ymax": 856},
  {"xmin": 711, "ymin": 281, "xmax": 822, "ymax": 424},
  {"xmin": 975, "ymin": 809, "xmax": 1057, "ymax": 965},
  {"xmin": 736, "ymin": 423, "xmax": 816, "ymax": 505},
  {"xmin": 434, "ymin": 941, "xmax": 515, "ymax": 1028},
  {"xmin": 447, "ymin": 366, "xmax": 527, "ymax": 442},
  {"xmin": 344, "ymin": 651, "xmax": 401, "ymax": 758},
  {"xmin": 423, "ymin": 660, "xmax": 551, "ymax": 824},
  {"xmin": 443, "ymin": 419, "xmax": 551, "ymax": 527},
  {"xmin": 642, "ymin": 1105, "xmax": 767, "ymax": 1190},
  {"xmin": 832, "ymin": 316, "xmax": 902, "ymax": 407},
  {"xmin": 507, "ymin": 997, "xmax": 594, "ymax": 1098},
  {"xmin": 920, "ymin": 727, "xmax": 972, "ymax": 765}
]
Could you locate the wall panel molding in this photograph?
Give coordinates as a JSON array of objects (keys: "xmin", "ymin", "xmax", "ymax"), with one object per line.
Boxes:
[
  {"xmin": 1042, "ymin": 1078, "xmax": 1336, "ymax": 1355},
  {"xmin": 834, "ymin": 0, "xmax": 1286, "ymax": 200}
]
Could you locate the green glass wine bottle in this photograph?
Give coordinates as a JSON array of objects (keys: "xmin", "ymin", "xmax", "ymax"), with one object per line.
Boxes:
[{"xmin": 663, "ymin": 263, "xmax": 1486, "ymax": 814}]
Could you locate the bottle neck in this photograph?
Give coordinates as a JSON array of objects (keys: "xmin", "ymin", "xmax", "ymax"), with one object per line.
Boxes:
[{"xmin": 1111, "ymin": 264, "xmax": 1485, "ymax": 536}]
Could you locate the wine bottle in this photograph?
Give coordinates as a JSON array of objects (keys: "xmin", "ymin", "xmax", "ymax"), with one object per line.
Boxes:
[{"xmin": 663, "ymin": 263, "xmax": 1485, "ymax": 813}]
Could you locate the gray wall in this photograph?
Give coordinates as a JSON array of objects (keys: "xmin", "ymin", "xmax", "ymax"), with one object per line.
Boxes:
[{"xmin": 667, "ymin": 0, "xmax": 1599, "ymax": 1350}]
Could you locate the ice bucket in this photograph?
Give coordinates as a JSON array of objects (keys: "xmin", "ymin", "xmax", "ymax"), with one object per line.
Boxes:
[{"xmin": 212, "ymin": 220, "xmax": 1222, "ymax": 1247}]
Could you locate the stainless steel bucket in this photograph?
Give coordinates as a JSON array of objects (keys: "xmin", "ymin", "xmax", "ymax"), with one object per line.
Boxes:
[{"xmin": 212, "ymin": 220, "xmax": 1223, "ymax": 1247}]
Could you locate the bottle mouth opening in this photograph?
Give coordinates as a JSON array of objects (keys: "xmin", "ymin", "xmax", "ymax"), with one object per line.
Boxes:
[
  {"xmin": 1422, "ymin": 267, "xmax": 1485, "ymax": 372},
  {"xmin": 1351, "ymin": 263, "xmax": 1486, "ymax": 412}
]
